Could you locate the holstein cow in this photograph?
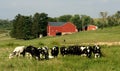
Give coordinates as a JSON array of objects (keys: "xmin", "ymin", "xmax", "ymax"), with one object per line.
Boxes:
[
  {"xmin": 51, "ymin": 46, "xmax": 59, "ymax": 57},
  {"xmin": 9, "ymin": 46, "xmax": 26, "ymax": 59},
  {"xmin": 60, "ymin": 46, "xmax": 68, "ymax": 56},
  {"xmin": 92, "ymin": 45, "xmax": 101, "ymax": 58},
  {"xmin": 86, "ymin": 46, "xmax": 93, "ymax": 58},
  {"xmin": 42, "ymin": 46, "xmax": 49, "ymax": 60},
  {"xmin": 60, "ymin": 45, "xmax": 93, "ymax": 58},
  {"xmin": 25, "ymin": 45, "xmax": 40, "ymax": 60},
  {"xmin": 38, "ymin": 46, "xmax": 49, "ymax": 60}
]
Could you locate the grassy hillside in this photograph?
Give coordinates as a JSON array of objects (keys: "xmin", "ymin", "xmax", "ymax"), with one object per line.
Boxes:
[
  {"xmin": 0, "ymin": 26, "xmax": 120, "ymax": 71},
  {"xmin": 0, "ymin": 26, "xmax": 120, "ymax": 47}
]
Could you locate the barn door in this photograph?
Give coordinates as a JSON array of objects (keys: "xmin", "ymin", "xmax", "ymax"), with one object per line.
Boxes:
[{"xmin": 56, "ymin": 32, "xmax": 62, "ymax": 36}]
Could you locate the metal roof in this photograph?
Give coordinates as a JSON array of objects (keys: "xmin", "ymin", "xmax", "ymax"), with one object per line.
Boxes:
[{"xmin": 48, "ymin": 22, "xmax": 66, "ymax": 26}]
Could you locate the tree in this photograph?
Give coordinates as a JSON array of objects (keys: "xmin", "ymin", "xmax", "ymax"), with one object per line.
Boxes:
[
  {"xmin": 0, "ymin": 19, "xmax": 12, "ymax": 30},
  {"xmin": 114, "ymin": 11, "xmax": 120, "ymax": 19},
  {"xmin": 23, "ymin": 16, "xmax": 33, "ymax": 40},
  {"xmin": 32, "ymin": 12, "xmax": 48, "ymax": 37},
  {"xmin": 80, "ymin": 15, "xmax": 94, "ymax": 30},
  {"xmin": 10, "ymin": 14, "xmax": 33, "ymax": 40},
  {"xmin": 70, "ymin": 14, "xmax": 81, "ymax": 31},
  {"xmin": 39, "ymin": 13, "xmax": 48, "ymax": 36},
  {"xmin": 58, "ymin": 15, "xmax": 72, "ymax": 22},
  {"xmin": 10, "ymin": 14, "xmax": 22, "ymax": 38},
  {"xmin": 48, "ymin": 17, "xmax": 57, "ymax": 22},
  {"xmin": 107, "ymin": 11, "xmax": 120, "ymax": 27},
  {"xmin": 113, "ymin": 11, "xmax": 120, "ymax": 26},
  {"xmin": 100, "ymin": 12, "xmax": 108, "ymax": 29},
  {"xmin": 32, "ymin": 13, "xmax": 41, "ymax": 38}
]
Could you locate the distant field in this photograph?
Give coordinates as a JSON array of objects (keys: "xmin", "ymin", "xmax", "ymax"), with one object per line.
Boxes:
[{"xmin": 0, "ymin": 26, "xmax": 120, "ymax": 71}]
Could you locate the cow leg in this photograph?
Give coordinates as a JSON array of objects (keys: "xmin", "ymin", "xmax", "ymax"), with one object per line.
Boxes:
[
  {"xmin": 45, "ymin": 54, "xmax": 49, "ymax": 60},
  {"xmin": 21, "ymin": 51, "xmax": 26, "ymax": 57},
  {"xmin": 37, "ymin": 56, "xmax": 40, "ymax": 60}
]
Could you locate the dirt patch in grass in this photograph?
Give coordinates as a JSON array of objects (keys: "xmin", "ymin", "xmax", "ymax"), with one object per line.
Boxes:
[{"xmin": 82, "ymin": 41, "xmax": 120, "ymax": 46}]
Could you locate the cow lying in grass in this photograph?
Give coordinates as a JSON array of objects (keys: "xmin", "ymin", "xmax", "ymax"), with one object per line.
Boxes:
[{"xmin": 9, "ymin": 46, "xmax": 26, "ymax": 59}]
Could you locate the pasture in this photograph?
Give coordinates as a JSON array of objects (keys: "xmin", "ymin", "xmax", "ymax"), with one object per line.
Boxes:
[
  {"xmin": 0, "ymin": 26, "xmax": 120, "ymax": 71},
  {"xmin": 0, "ymin": 45, "xmax": 120, "ymax": 71}
]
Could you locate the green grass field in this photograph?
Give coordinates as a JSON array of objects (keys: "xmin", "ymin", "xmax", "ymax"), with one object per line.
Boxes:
[
  {"xmin": 0, "ymin": 45, "xmax": 120, "ymax": 71},
  {"xmin": 0, "ymin": 26, "xmax": 120, "ymax": 71}
]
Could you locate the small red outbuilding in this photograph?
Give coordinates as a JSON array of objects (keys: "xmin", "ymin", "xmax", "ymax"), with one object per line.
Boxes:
[
  {"xmin": 87, "ymin": 25, "xmax": 98, "ymax": 31},
  {"xmin": 47, "ymin": 22, "xmax": 78, "ymax": 36}
]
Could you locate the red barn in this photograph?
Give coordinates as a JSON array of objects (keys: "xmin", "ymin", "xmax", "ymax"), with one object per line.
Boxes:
[
  {"xmin": 85, "ymin": 25, "xmax": 98, "ymax": 31},
  {"xmin": 87, "ymin": 25, "xmax": 98, "ymax": 31},
  {"xmin": 47, "ymin": 22, "xmax": 78, "ymax": 36}
]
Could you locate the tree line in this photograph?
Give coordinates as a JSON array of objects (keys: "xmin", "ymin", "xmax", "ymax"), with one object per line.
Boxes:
[
  {"xmin": 0, "ymin": 19, "xmax": 12, "ymax": 30},
  {"xmin": 0, "ymin": 11, "xmax": 119, "ymax": 40},
  {"xmin": 10, "ymin": 13, "xmax": 48, "ymax": 40},
  {"xmin": 97, "ymin": 11, "xmax": 120, "ymax": 29}
]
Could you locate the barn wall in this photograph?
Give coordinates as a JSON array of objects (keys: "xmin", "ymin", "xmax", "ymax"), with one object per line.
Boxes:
[
  {"xmin": 47, "ymin": 25, "xmax": 62, "ymax": 36},
  {"xmin": 47, "ymin": 22, "xmax": 78, "ymax": 36},
  {"xmin": 62, "ymin": 22, "xmax": 78, "ymax": 32},
  {"xmin": 87, "ymin": 25, "xmax": 98, "ymax": 31}
]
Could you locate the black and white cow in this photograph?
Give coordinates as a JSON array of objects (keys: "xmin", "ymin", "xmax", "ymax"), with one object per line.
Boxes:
[
  {"xmin": 9, "ymin": 46, "xmax": 26, "ymax": 59},
  {"xmin": 86, "ymin": 46, "xmax": 93, "ymax": 58},
  {"xmin": 60, "ymin": 45, "xmax": 93, "ymax": 58},
  {"xmin": 92, "ymin": 45, "xmax": 101, "ymax": 58},
  {"xmin": 60, "ymin": 45, "xmax": 81, "ymax": 56},
  {"xmin": 60, "ymin": 46, "xmax": 68, "ymax": 56},
  {"xmin": 25, "ymin": 45, "xmax": 40, "ymax": 60},
  {"xmin": 38, "ymin": 46, "xmax": 49, "ymax": 60},
  {"xmin": 80, "ymin": 46, "xmax": 88, "ymax": 56},
  {"xmin": 51, "ymin": 46, "xmax": 59, "ymax": 57}
]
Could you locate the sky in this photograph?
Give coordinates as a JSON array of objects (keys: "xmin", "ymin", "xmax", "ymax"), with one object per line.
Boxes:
[{"xmin": 0, "ymin": 0, "xmax": 120, "ymax": 20}]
